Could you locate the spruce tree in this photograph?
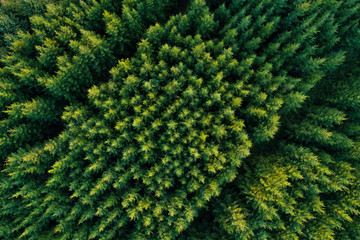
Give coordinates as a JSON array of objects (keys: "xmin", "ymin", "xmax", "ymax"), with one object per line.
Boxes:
[{"xmin": 0, "ymin": 0, "xmax": 359, "ymax": 239}]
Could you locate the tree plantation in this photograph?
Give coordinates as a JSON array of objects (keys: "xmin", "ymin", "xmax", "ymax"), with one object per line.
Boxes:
[{"xmin": 0, "ymin": 0, "xmax": 359, "ymax": 239}]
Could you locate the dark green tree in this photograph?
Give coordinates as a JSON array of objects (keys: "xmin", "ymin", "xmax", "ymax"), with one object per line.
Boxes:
[{"xmin": 0, "ymin": 0, "xmax": 359, "ymax": 239}]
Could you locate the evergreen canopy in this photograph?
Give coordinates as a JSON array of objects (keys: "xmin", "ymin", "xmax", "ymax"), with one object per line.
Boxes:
[{"xmin": 0, "ymin": 0, "xmax": 359, "ymax": 239}]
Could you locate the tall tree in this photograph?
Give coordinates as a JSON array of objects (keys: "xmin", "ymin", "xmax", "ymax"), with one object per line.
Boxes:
[{"xmin": 0, "ymin": 0, "xmax": 359, "ymax": 239}]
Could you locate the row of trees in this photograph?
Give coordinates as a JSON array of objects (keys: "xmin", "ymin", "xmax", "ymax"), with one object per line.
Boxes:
[{"xmin": 1, "ymin": 0, "xmax": 359, "ymax": 239}]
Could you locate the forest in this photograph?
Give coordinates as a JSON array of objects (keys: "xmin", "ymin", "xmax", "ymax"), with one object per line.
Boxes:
[{"xmin": 0, "ymin": 0, "xmax": 359, "ymax": 239}]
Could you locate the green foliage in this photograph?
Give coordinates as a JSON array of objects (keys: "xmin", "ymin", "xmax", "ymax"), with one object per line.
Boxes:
[
  {"xmin": 0, "ymin": 0, "xmax": 58, "ymax": 63},
  {"xmin": 0, "ymin": 0, "xmax": 359, "ymax": 239}
]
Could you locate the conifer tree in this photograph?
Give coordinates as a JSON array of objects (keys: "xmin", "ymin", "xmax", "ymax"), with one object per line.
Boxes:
[
  {"xmin": 0, "ymin": 0, "xmax": 359, "ymax": 239},
  {"xmin": 179, "ymin": 1, "xmax": 360, "ymax": 239},
  {"xmin": 0, "ymin": 0, "xmax": 188, "ymax": 238}
]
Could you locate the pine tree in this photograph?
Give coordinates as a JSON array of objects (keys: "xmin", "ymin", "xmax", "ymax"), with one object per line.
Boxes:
[
  {"xmin": 0, "ymin": 0, "xmax": 190, "ymax": 238},
  {"xmin": 0, "ymin": 0, "xmax": 359, "ymax": 239}
]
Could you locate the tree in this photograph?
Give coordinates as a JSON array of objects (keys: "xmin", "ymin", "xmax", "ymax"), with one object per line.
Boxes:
[{"xmin": 0, "ymin": 0, "xmax": 359, "ymax": 239}]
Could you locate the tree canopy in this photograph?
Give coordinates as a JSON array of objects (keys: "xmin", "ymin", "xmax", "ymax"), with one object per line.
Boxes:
[{"xmin": 0, "ymin": 0, "xmax": 359, "ymax": 239}]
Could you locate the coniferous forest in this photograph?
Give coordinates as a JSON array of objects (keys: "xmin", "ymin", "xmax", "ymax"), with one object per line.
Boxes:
[{"xmin": 0, "ymin": 0, "xmax": 360, "ymax": 239}]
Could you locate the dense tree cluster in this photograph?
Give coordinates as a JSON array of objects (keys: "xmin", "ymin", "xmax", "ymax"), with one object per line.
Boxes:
[{"xmin": 0, "ymin": 0, "xmax": 359, "ymax": 239}]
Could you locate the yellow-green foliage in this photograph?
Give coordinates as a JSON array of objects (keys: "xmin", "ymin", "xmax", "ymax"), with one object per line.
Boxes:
[{"xmin": 0, "ymin": 0, "xmax": 359, "ymax": 239}]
